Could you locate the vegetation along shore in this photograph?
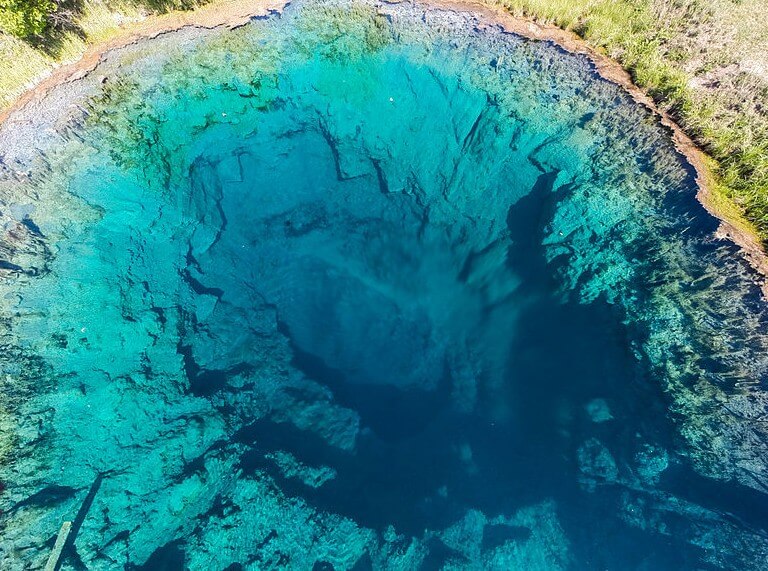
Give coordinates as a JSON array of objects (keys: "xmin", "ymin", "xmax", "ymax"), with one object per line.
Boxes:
[{"xmin": 1, "ymin": 0, "xmax": 766, "ymax": 254}]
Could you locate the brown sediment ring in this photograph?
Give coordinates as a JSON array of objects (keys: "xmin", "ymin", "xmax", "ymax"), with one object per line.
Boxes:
[
  {"xmin": 0, "ymin": 0, "xmax": 288, "ymax": 125},
  {"xmin": 1, "ymin": 0, "xmax": 765, "ymax": 285},
  {"xmin": 420, "ymin": 0, "xmax": 768, "ymax": 288}
]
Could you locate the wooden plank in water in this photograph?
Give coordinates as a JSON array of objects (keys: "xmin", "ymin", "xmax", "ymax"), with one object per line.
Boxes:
[{"xmin": 44, "ymin": 521, "xmax": 72, "ymax": 571}]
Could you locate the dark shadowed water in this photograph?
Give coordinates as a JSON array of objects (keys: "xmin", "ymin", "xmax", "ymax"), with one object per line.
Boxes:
[{"xmin": 2, "ymin": 1, "xmax": 768, "ymax": 569}]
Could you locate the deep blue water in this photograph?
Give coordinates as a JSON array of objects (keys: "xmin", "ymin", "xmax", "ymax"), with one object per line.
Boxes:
[{"xmin": 2, "ymin": 0, "xmax": 768, "ymax": 569}]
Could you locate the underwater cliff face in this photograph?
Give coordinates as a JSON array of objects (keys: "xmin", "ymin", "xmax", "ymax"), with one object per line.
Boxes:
[{"xmin": 2, "ymin": 0, "xmax": 768, "ymax": 569}]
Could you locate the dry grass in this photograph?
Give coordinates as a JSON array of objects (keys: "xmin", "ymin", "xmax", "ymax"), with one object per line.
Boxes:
[
  {"xmin": 1, "ymin": 0, "xmax": 766, "ymax": 241},
  {"xmin": 498, "ymin": 0, "xmax": 768, "ymax": 241},
  {"xmin": 0, "ymin": 0, "xmax": 207, "ymax": 108}
]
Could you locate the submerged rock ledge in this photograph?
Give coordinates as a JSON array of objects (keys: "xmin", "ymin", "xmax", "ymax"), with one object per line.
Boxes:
[
  {"xmin": 2, "ymin": 0, "xmax": 768, "ymax": 569},
  {"xmin": 2, "ymin": 0, "xmax": 763, "ymax": 282}
]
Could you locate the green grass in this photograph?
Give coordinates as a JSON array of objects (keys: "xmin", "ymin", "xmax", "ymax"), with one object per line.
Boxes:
[
  {"xmin": 496, "ymin": 0, "xmax": 768, "ymax": 242},
  {"xmin": 0, "ymin": 0, "xmax": 211, "ymax": 108},
  {"xmin": 1, "ymin": 0, "xmax": 767, "ymax": 244}
]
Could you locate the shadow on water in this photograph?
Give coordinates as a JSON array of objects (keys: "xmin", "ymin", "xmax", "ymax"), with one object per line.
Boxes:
[
  {"xmin": 132, "ymin": 540, "xmax": 186, "ymax": 570},
  {"xmin": 182, "ymin": 158, "xmax": 768, "ymax": 569},
  {"xmin": 224, "ymin": 168, "xmax": 659, "ymax": 561}
]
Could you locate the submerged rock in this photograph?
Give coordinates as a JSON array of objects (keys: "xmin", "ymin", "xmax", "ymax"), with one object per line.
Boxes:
[
  {"xmin": 585, "ymin": 398, "xmax": 613, "ymax": 423},
  {"xmin": 0, "ymin": 0, "xmax": 768, "ymax": 569}
]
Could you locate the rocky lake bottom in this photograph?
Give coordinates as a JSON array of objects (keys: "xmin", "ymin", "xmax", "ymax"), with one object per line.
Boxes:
[{"xmin": 2, "ymin": 0, "xmax": 768, "ymax": 569}]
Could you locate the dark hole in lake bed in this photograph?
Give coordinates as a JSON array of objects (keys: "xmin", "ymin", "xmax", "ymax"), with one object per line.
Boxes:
[{"xmin": 171, "ymin": 120, "xmax": 763, "ymax": 568}]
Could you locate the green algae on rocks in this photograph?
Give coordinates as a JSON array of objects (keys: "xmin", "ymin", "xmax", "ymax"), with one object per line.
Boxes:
[{"xmin": 2, "ymin": 0, "xmax": 768, "ymax": 569}]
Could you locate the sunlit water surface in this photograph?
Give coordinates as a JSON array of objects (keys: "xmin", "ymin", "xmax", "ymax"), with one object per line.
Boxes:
[{"xmin": 2, "ymin": 1, "xmax": 768, "ymax": 569}]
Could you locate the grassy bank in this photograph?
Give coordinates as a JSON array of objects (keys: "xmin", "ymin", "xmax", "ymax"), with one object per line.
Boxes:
[
  {"xmin": 1, "ymin": 0, "xmax": 767, "ymax": 243},
  {"xmin": 0, "ymin": 0, "xmax": 210, "ymax": 109},
  {"xmin": 495, "ymin": 0, "xmax": 768, "ymax": 241}
]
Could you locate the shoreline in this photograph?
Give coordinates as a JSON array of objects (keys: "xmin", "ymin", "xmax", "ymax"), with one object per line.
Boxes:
[
  {"xmin": 0, "ymin": 0, "xmax": 288, "ymax": 125},
  {"xmin": 425, "ymin": 0, "xmax": 768, "ymax": 285},
  {"xmin": 1, "ymin": 0, "xmax": 765, "ymax": 286}
]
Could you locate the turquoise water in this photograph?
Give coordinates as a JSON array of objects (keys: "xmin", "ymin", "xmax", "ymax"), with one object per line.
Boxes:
[{"xmin": 2, "ymin": 0, "xmax": 768, "ymax": 568}]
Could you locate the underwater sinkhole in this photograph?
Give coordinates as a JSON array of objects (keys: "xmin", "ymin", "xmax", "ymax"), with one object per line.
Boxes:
[{"xmin": 3, "ymin": 0, "xmax": 768, "ymax": 569}]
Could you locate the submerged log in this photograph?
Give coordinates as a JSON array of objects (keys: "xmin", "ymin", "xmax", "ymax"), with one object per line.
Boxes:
[{"xmin": 43, "ymin": 521, "xmax": 72, "ymax": 571}]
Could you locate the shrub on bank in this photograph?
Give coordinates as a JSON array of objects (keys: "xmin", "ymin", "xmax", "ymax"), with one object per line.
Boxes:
[{"xmin": 0, "ymin": 0, "xmax": 57, "ymax": 38}]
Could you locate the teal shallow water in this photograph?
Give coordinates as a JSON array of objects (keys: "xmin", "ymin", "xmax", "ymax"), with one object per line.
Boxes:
[{"xmin": 2, "ymin": 0, "xmax": 768, "ymax": 568}]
